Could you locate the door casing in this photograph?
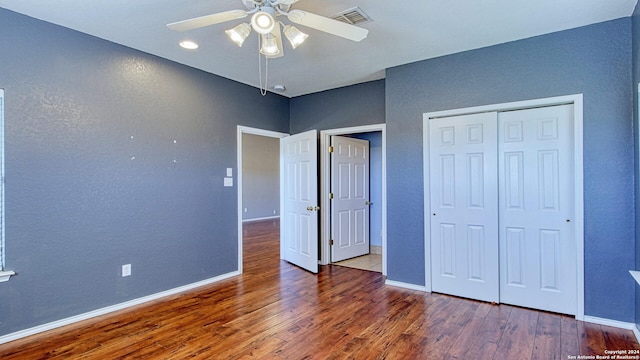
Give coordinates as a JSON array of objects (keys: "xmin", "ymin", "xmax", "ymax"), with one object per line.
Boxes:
[
  {"xmin": 320, "ymin": 124, "xmax": 387, "ymax": 275},
  {"xmin": 236, "ymin": 126, "xmax": 289, "ymax": 274},
  {"xmin": 423, "ymin": 94, "xmax": 584, "ymax": 320}
]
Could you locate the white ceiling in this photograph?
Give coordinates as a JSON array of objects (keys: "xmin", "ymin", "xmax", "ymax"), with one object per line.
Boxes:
[{"xmin": 0, "ymin": 0, "xmax": 637, "ymax": 97}]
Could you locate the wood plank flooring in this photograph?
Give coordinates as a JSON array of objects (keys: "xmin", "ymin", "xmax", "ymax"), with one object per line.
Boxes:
[{"xmin": 0, "ymin": 218, "xmax": 638, "ymax": 359}]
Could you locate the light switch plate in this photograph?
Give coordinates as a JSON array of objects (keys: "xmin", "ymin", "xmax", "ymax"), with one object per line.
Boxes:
[
  {"xmin": 226, "ymin": 168, "xmax": 233, "ymax": 177},
  {"xmin": 224, "ymin": 177, "xmax": 233, "ymax": 187}
]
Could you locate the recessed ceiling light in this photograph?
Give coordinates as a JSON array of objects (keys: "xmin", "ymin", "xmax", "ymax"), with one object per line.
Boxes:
[
  {"xmin": 273, "ymin": 85, "xmax": 286, "ymax": 92},
  {"xmin": 179, "ymin": 40, "xmax": 199, "ymax": 50}
]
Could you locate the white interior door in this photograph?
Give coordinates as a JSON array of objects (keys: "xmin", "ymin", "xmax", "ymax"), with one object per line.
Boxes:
[
  {"xmin": 498, "ymin": 104, "xmax": 576, "ymax": 314},
  {"xmin": 429, "ymin": 112, "xmax": 500, "ymax": 303},
  {"xmin": 281, "ymin": 130, "xmax": 319, "ymax": 273},
  {"xmin": 330, "ymin": 136, "xmax": 370, "ymax": 262}
]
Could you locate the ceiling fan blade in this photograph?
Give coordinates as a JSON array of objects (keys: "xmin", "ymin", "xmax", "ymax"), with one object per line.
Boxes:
[
  {"xmin": 272, "ymin": 0, "xmax": 300, "ymax": 5},
  {"xmin": 167, "ymin": 10, "xmax": 248, "ymax": 32},
  {"xmin": 286, "ymin": 10, "xmax": 368, "ymax": 42}
]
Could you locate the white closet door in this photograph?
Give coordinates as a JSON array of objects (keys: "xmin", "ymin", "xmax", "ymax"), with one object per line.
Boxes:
[
  {"xmin": 429, "ymin": 112, "xmax": 499, "ymax": 303},
  {"xmin": 498, "ymin": 105, "xmax": 576, "ymax": 314}
]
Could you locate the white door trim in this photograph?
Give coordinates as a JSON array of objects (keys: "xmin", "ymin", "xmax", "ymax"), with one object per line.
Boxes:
[
  {"xmin": 237, "ymin": 126, "xmax": 289, "ymax": 274},
  {"xmin": 320, "ymin": 124, "xmax": 387, "ymax": 275},
  {"xmin": 422, "ymin": 94, "xmax": 584, "ymax": 320}
]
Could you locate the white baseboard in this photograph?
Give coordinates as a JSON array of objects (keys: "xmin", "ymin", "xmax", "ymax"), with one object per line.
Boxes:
[
  {"xmin": 583, "ymin": 315, "xmax": 637, "ymax": 332},
  {"xmin": 583, "ymin": 315, "xmax": 635, "ymax": 330},
  {"xmin": 242, "ymin": 216, "xmax": 279, "ymax": 222},
  {"xmin": 583, "ymin": 315, "xmax": 640, "ymax": 343},
  {"xmin": 633, "ymin": 324, "xmax": 640, "ymax": 345},
  {"xmin": 0, "ymin": 270, "xmax": 241, "ymax": 345},
  {"xmin": 385, "ymin": 279, "xmax": 428, "ymax": 292}
]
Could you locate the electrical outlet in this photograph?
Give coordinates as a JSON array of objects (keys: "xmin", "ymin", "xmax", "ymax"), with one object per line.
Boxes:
[
  {"xmin": 273, "ymin": 209, "xmax": 277, "ymax": 214},
  {"xmin": 122, "ymin": 264, "xmax": 132, "ymax": 277},
  {"xmin": 244, "ymin": 208, "xmax": 248, "ymax": 213}
]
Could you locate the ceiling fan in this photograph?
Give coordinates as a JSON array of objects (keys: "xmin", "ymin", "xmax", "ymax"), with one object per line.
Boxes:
[{"xmin": 167, "ymin": 0, "xmax": 369, "ymax": 59}]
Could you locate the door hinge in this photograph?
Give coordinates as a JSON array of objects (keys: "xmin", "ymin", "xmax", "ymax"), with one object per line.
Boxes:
[
  {"xmin": 329, "ymin": 192, "xmax": 334, "ymax": 199},
  {"xmin": 330, "ymin": 239, "xmax": 334, "ymax": 246},
  {"xmin": 328, "ymin": 146, "xmax": 334, "ymax": 153}
]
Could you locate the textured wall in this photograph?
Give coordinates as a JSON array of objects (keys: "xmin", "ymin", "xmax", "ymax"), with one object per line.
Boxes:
[
  {"xmin": 386, "ymin": 18, "xmax": 634, "ymax": 322},
  {"xmin": 289, "ymin": 80, "xmax": 385, "ymax": 133},
  {"xmin": 0, "ymin": 9, "xmax": 289, "ymax": 336}
]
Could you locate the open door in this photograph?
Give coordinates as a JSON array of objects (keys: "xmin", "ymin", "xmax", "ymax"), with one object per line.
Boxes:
[
  {"xmin": 330, "ymin": 135, "xmax": 370, "ymax": 262},
  {"xmin": 281, "ymin": 130, "xmax": 319, "ymax": 273}
]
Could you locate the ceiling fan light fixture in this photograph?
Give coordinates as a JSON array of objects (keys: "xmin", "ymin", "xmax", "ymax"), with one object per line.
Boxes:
[
  {"xmin": 283, "ymin": 25, "xmax": 308, "ymax": 49},
  {"xmin": 251, "ymin": 9, "xmax": 276, "ymax": 34},
  {"xmin": 225, "ymin": 23, "xmax": 251, "ymax": 47},
  {"xmin": 260, "ymin": 33, "xmax": 280, "ymax": 56}
]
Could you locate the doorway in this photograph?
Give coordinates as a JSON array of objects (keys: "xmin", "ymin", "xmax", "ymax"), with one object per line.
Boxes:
[
  {"xmin": 238, "ymin": 124, "xmax": 387, "ymax": 276},
  {"xmin": 423, "ymin": 95, "xmax": 584, "ymax": 319},
  {"xmin": 320, "ymin": 124, "xmax": 387, "ymax": 275},
  {"xmin": 236, "ymin": 126, "xmax": 288, "ymax": 274}
]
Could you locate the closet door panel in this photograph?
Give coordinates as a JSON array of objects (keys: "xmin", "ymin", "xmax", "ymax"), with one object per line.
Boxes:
[
  {"xmin": 498, "ymin": 105, "xmax": 576, "ymax": 315},
  {"xmin": 429, "ymin": 112, "xmax": 499, "ymax": 303}
]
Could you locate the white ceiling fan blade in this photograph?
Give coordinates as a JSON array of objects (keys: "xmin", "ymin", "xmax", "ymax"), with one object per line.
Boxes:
[
  {"xmin": 287, "ymin": 10, "xmax": 368, "ymax": 42},
  {"xmin": 167, "ymin": 10, "xmax": 248, "ymax": 32},
  {"xmin": 272, "ymin": 0, "xmax": 300, "ymax": 5}
]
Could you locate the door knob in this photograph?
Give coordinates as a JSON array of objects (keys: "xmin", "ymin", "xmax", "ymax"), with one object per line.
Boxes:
[{"xmin": 365, "ymin": 201, "xmax": 372, "ymax": 206}]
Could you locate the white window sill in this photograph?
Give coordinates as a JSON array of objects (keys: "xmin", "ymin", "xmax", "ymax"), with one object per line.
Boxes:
[{"xmin": 0, "ymin": 270, "xmax": 15, "ymax": 283}]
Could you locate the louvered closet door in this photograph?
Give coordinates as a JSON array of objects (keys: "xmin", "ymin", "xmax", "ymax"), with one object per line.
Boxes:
[
  {"xmin": 429, "ymin": 112, "xmax": 499, "ymax": 303},
  {"xmin": 498, "ymin": 105, "xmax": 576, "ymax": 315}
]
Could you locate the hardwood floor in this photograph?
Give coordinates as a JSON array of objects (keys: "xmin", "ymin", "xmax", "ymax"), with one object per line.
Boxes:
[{"xmin": 1, "ymin": 218, "xmax": 638, "ymax": 359}]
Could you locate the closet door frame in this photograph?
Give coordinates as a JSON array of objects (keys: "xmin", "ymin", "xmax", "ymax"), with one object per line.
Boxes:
[{"xmin": 422, "ymin": 94, "xmax": 584, "ymax": 320}]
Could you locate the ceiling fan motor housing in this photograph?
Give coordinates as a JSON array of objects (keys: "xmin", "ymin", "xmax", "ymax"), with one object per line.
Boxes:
[{"xmin": 251, "ymin": 6, "xmax": 277, "ymax": 34}]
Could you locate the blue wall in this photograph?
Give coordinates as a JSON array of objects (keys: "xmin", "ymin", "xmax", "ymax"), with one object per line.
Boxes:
[
  {"xmin": 0, "ymin": 9, "xmax": 289, "ymax": 336},
  {"xmin": 289, "ymin": 80, "xmax": 385, "ymax": 133},
  {"xmin": 386, "ymin": 18, "xmax": 634, "ymax": 322}
]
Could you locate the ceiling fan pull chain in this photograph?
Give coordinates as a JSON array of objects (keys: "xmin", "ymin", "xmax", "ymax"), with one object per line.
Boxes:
[{"xmin": 258, "ymin": 36, "xmax": 268, "ymax": 96}]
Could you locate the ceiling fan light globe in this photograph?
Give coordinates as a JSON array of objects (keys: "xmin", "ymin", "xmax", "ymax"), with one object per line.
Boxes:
[
  {"xmin": 260, "ymin": 33, "xmax": 280, "ymax": 56},
  {"xmin": 283, "ymin": 25, "xmax": 308, "ymax": 49},
  {"xmin": 225, "ymin": 23, "xmax": 252, "ymax": 47},
  {"xmin": 251, "ymin": 11, "xmax": 275, "ymax": 34}
]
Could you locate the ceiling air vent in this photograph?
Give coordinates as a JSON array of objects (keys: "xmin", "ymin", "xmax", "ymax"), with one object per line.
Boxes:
[{"xmin": 331, "ymin": 7, "xmax": 372, "ymax": 25}]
